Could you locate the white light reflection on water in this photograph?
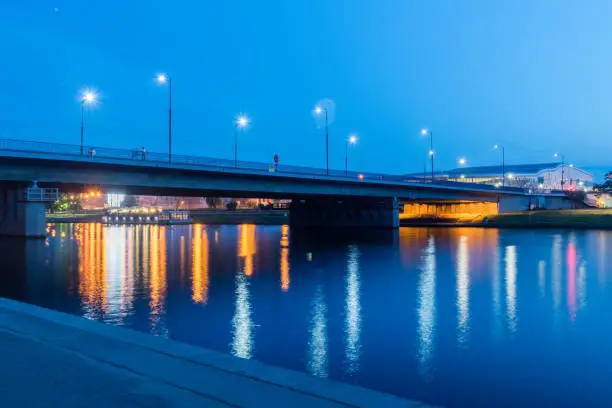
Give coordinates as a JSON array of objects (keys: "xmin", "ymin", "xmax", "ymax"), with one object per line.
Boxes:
[
  {"xmin": 578, "ymin": 261, "xmax": 587, "ymax": 312},
  {"xmin": 552, "ymin": 234, "xmax": 562, "ymax": 314},
  {"xmin": 105, "ymin": 226, "xmax": 126, "ymax": 324},
  {"xmin": 231, "ymin": 272, "xmax": 253, "ymax": 359},
  {"xmin": 456, "ymin": 235, "xmax": 470, "ymax": 346},
  {"xmin": 538, "ymin": 260, "xmax": 546, "ymax": 299},
  {"xmin": 492, "ymin": 243, "xmax": 502, "ymax": 336},
  {"xmin": 344, "ymin": 244, "xmax": 361, "ymax": 374},
  {"xmin": 505, "ymin": 245, "xmax": 518, "ymax": 333},
  {"xmin": 308, "ymin": 285, "xmax": 328, "ymax": 378},
  {"xmin": 417, "ymin": 236, "xmax": 436, "ymax": 380}
]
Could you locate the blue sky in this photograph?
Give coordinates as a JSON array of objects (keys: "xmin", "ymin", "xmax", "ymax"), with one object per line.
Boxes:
[{"xmin": 1, "ymin": 1, "xmax": 611, "ymax": 177}]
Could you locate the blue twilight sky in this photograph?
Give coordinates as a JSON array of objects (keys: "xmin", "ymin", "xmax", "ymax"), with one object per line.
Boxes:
[{"xmin": 1, "ymin": 1, "xmax": 611, "ymax": 176}]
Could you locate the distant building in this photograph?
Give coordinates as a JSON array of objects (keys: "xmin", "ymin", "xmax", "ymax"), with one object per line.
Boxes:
[
  {"xmin": 137, "ymin": 195, "xmax": 207, "ymax": 209},
  {"xmin": 408, "ymin": 162, "xmax": 593, "ymax": 191}
]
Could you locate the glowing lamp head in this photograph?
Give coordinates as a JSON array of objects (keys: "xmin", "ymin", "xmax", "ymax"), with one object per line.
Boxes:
[
  {"xmin": 81, "ymin": 91, "xmax": 96, "ymax": 104},
  {"xmin": 458, "ymin": 157, "xmax": 467, "ymax": 165},
  {"xmin": 235, "ymin": 115, "xmax": 249, "ymax": 129},
  {"xmin": 554, "ymin": 153, "xmax": 559, "ymax": 158},
  {"xmin": 429, "ymin": 150, "xmax": 434, "ymax": 156},
  {"xmin": 460, "ymin": 174, "xmax": 465, "ymax": 179},
  {"xmin": 348, "ymin": 135, "xmax": 357, "ymax": 144},
  {"xmin": 314, "ymin": 106, "xmax": 323, "ymax": 115},
  {"xmin": 507, "ymin": 173, "xmax": 514, "ymax": 180},
  {"xmin": 569, "ymin": 163, "xmax": 574, "ymax": 168},
  {"xmin": 358, "ymin": 174, "xmax": 364, "ymax": 180},
  {"xmin": 156, "ymin": 73, "xmax": 168, "ymax": 84},
  {"xmin": 421, "ymin": 129, "xmax": 428, "ymax": 136},
  {"xmin": 538, "ymin": 183, "xmax": 544, "ymax": 189}
]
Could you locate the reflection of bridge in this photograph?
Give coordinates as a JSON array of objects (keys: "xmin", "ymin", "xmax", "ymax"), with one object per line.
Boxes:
[{"xmin": 0, "ymin": 139, "xmax": 571, "ymax": 236}]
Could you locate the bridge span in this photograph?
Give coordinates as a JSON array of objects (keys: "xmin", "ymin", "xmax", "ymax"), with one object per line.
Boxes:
[{"xmin": 0, "ymin": 139, "xmax": 571, "ymax": 236}]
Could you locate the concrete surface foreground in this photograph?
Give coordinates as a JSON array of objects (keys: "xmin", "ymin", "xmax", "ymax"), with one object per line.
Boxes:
[{"xmin": 0, "ymin": 297, "xmax": 434, "ymax": 407}]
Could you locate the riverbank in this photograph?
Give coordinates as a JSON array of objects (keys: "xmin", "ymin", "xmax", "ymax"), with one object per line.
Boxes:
[
  {"xmin": 0, "ymin": 297, "xmax": 427, "ymax": 407},
  {"xmin": 47, "ymin": 210, "xmax": 289, "ymax": 225},
  {"xmin": 401, "ymin": 209, "xmax": 612, "ymax": 229},
  {"xmin": 486, "ymin": 209, "xmax": 612, "ymax": 229}
]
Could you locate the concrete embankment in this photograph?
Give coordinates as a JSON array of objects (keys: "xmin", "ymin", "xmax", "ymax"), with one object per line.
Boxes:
[
  {"xmin": 0, "ymin": 298, "xmax": 431, "ymax": 407},
  {"xmin": 485, "ymin": 209, "xmax": 612, "ymax": 229},
  {"xmin": 401, "ymin": 209, "xmax": 612, "ymax": 229},
  {"xmin": 47, "ymin": 210, "xmax": 289, "ymax": 225}
]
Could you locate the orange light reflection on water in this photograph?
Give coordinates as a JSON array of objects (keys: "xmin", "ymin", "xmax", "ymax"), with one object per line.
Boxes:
[
  {"xmin": 192, "ymin": 225, "xmax": 210, "ymax": 304},
  {"xmin": 238, "ymin": 224, "xmax": 256, "ymax": 277},
  {"xmin": 280, "ymin": 225, "xmax": 290, "ymax": 292}
]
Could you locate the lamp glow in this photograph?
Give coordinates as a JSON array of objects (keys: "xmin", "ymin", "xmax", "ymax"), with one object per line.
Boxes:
[
  {"xmin": 236, "ymin": 115, "xmax": 249, "ymax": 129},
  {"xmin": 81, "ymin": 91, "xmax": 96, "ymax": 104},
  {"xmin": 156, "ymin": 73, "xmax": 168, "ymax": 84},
  {"xmin": 458, "ymin": 157, "xmax": 467, "ymax": 166}
]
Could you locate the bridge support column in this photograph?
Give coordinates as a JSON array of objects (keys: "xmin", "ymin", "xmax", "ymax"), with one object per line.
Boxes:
[
  {"xmin": 290, "ymin": 197, "xmax": 400, "ymax": 229},
  {"xmin": 0, "ymin": 187, "xmax": 49, "ymax": 238}
]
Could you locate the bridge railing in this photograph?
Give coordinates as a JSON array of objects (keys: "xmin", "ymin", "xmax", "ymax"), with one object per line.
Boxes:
[
  {"xmin": 0, "ymin": 138, "xmax": 391, "ymax": 179},
  {"xmin": 0, "ymin": 138, "xmax": 550, "ymax": 195}
]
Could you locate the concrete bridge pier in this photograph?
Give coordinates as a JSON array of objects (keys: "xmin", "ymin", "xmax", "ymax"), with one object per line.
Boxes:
[
  {"xmin": 0, "ymin": 184, "xmax": 57, "ymax": 238},
  {"xmin": 289, "ymin": 197, "xmax": 400, "ymax": 229}
]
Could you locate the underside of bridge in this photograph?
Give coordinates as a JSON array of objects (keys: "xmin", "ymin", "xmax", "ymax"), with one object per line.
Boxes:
[
  {"xmin": 401, "ymin": 201, "xmax": 499, "ymax": 223},
  {"xmin": 400, "ymin": 195, "xmax": 574, "ymax": 223},
  {"xmin": 290, "ymin": 197, "xmax": 400, "ymax": 229}
]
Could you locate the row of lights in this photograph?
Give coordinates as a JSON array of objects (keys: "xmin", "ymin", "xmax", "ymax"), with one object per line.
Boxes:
[
  {"xmin": 80, "ymin": 81, "xmax": 576, "ymax": 187},
  {"xmin": 68, "ymin": 191, "xmax": 103, "ymax": 199},
  {"xmin": 80, "ymin": 79, "xmax": 362, "ymax": 176}
]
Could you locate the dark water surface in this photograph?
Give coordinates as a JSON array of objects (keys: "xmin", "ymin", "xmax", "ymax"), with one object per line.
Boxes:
[{"xmin": 1, "ymin": 223, "xmax": 611, "ymax": 407}]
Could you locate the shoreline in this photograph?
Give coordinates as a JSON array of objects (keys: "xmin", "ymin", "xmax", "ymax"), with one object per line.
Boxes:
[
  {"xmin": 401, "ymin": 209, "xmax": 612, "ymax": 229},
  {"xmin": 47, "ymin": 210, "xmax": 289, "ymax": 226},
  {"xmin": 0, "ymin": 297, "xmax": 430, "ymax": 407}
]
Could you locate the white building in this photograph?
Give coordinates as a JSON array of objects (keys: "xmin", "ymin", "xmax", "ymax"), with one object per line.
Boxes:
[{"xmin": 412, "ymin": 162, "xmax": 593, "ymax": 191}]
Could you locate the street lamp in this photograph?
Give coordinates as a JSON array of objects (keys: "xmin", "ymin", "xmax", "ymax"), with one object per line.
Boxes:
[
  {"xmin": 494, "ymin": 144, "xmax": 506, "ymax": 187},
  {"xmin": 234, "ymin": 114, "xmax": 249, "ymax": 168},
  {"xmin": 421, "ymin": 129, "xmax": 434, "ymax": 181},
  {"xmin": 554, "ymin": 153, "xmax": 566, "ymax": 190},
  {"xmin": 345, "ymin": 134, "xmax": 357, "ymax": 176},
  {"xmin": 79, "ymin": 90, "xmax": 97, "ymax": 155},
  {"xmin": 156, "ymin": 73, "xmax": 172, "ymax": 163},
  {"xmin": 458, "ymin": 157, "xmax": 467, "ymax": 166},
  {"xmin": 314, "ymin": 105, "xmax": 329, "ymax": 175}
]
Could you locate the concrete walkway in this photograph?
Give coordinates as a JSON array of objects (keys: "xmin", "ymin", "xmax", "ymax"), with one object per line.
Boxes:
[{"xmin": 0, "ymin": 298, "xmax": 433, "ymax": 407}]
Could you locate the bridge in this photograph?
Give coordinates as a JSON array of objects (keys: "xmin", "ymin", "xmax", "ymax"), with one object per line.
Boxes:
[{"xmin": 0, "ymin": 139, "xmax": 571, "ymax": 236}]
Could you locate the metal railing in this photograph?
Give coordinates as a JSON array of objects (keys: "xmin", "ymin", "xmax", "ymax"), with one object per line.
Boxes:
[
  {"xmin": 0, "ymin": 138, "xmax": 554, "ymax": 195},
  {"xmin": 24, "ymin": 187, "xmax": 59, "ymax": 202}
]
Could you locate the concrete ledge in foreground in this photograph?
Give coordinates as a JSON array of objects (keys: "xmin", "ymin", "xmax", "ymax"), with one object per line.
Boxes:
[{"xmin": 0, "ymin": 297, "xmax": 435, "ymax": 408}]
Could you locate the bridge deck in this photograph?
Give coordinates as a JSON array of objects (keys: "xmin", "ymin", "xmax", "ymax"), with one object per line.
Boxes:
[{"xmin": 0, "ymin": 138, "xmax": 546, "ymax": 198}]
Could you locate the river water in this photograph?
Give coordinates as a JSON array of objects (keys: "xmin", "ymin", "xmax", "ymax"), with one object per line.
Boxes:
[{"xmin": 1, "ymin": 223, "xmax": 611, "ymax": 407}]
